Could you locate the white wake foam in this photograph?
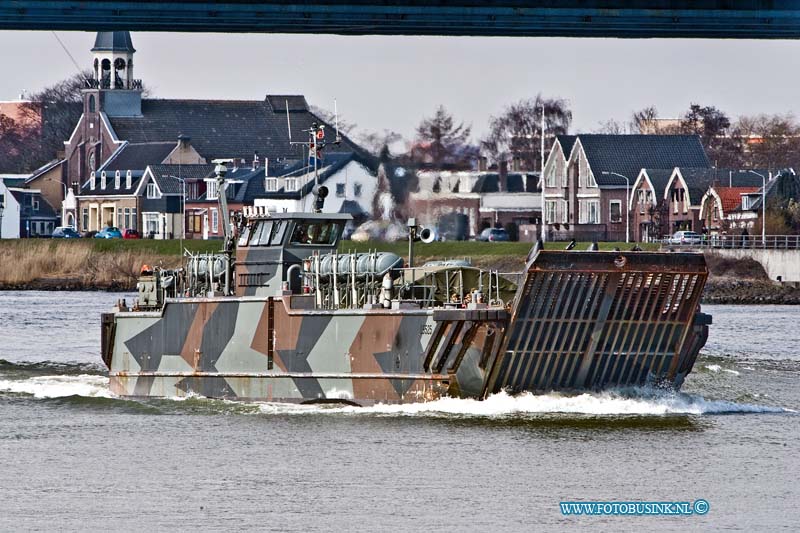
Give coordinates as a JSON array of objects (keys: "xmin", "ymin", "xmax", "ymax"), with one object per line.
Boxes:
[
  {"xmin": 0, "ymin": 374, "xmax": 112, "ymax": 399},
  {"xmin": 256, "ymin": 390, "xmax": 789, "ymax": 417}
]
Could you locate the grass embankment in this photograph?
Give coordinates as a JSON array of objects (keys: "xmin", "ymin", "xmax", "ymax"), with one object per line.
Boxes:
[
  {"xmin": 0, "ymin": 238, "xmax": 659, "ymax": 291},
  {"xmin": 0, "ymin": 239, "xmax": 222, "ymax": 290}
]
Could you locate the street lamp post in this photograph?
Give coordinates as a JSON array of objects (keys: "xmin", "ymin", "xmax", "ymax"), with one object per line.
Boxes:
[
  {"xmin": 601, "ymin": 171, "xmax": 630, "ymax": 243},
  {"xmin": 746, "ymin": 170, "xmax": 767, "ymax": 246},
  {"xmin": 175, "ymin": 176, "xmax": 186, "ymax": 256}
]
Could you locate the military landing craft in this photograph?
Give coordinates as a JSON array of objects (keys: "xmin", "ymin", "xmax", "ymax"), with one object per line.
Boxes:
[{"xmin": 101, "ymin": 125, "xmax": 710, "ymax": 404}]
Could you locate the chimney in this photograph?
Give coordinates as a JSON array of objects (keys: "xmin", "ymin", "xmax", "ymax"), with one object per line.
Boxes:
[
  {"xmin": 478, "ymin": 156, "xmax": 488, "ymax": 172},
  {"xmin": 498, "ymin": 160, "xmax": 508, "ymax": 193}
]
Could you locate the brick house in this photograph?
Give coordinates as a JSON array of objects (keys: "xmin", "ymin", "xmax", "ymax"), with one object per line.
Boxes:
[
  {"xmin": 630, "ymin": 167, "xmax": 766, "ymax": 241},
  {"xmin": 542, "ymin": 134, "xmax": 710, "ymax": 242}
]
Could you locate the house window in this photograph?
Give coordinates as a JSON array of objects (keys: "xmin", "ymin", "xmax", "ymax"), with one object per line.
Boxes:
[
  {"xmin": 353, "ymin": 183, "xmax": 362, "ymax": 197},
  {"xmin": 32, "ymin": 199, "xmax": 39, "ymax": 212},
  {"xmin": 100, "ymin": 171, "xmax": 107, "ymax": 190},
  {"xmin": 146, "ymin": 182, "xmax": 158, "ymax": 199},
  {"xmin": 545, "ymin": 200, "xmax": 557, "ymax": 224},
  {"xmin": 206, "ymin": 180, "xmax": 218, "ymax": 200},
  {"xmin": 742, "ymin": 196, "xmax": 750, "ymax": 210},
  {"xmin": 125, "ymin": 170, "xmax": 131, "ymax": 189},
  {"xmin": 561, "ymin": 200, "xmax": 569, "ymax": 223},
  {"xmin": 545, "ymin": 165, "xmax": 556, "ymax": 188},
  {"xmin": 285, "ymin": 178, "xmax": 298, "ymax": 192},
  {"xmin": 188, "ymin": 211, "xmax": 203, "ymax": 233},
  {"xmin": 82, "ymin": 208, "xmax": 89, "ymax": 230},
  {"xmin": 89, "ymin": 153, "xmax": 96, "ymax": 172},
  {"xmin": 117, "ymin": 207, "xmax": 124, "ymax": 228},
  {"xmin": 561, "ymin": 165, "xmax": 568, "ymax": 188},
  {"xmin": 610, "ymin": 200, "xmax": 622, "ymax": 223},
  {"xmin": 131, "ymin": 208, "xmax": 137, "ymax": 230},
  {"xmin": 265, "ymin": 178, "xmax": 278, "ymax": 192},
  {"xmin": 211, "ymin": 208, "xmax": 219, "ymax": 233},
  {"xmin": 114, "ymin": 171, "xmax": 120, "ymax": 189},
  {"xmin": 124, "ymin": 208, "xmax": 131, "ymax": 229},
  {"xmin": 336, "ymin": 183, "xmax": 346, "ymax": 198},
  {"xmin": 90, "ymin": 172, "xmax": 96, "ymax": 190},
  {"xmin": 579, "ymin": 199, "xmax": 600, "ymax": 224}
]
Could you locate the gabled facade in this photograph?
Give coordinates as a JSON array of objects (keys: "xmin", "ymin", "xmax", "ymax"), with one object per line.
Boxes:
[
  {"xmin": 630, "ymin": 167, "xmax": 766, "ymax": 241},
  {"xmin": 542, "ymin": 134, "xmax": 711, "ymax": 242}
]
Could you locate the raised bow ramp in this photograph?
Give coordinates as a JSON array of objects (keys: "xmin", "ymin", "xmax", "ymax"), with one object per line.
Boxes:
[{"xmin": 483, "ymin": 250, "xmax": 709, "ymax": 396}]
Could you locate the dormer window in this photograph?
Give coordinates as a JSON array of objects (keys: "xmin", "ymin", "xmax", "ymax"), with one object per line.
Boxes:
[
  {"xmin": 100, "ymin": 171, "xmax": 107, "ymax": 190},
  {"xmin": 114, "ymin": 171, "xmax": 120, "ymax": 190},
  {"xmin": 285, "ymin": 178, "xmax": 298, "ymax": 192},
  {"xmin": 265, "ymin": 178, "xmax": 278, "ymax": 192},
  {"xmin": 125, "ymin": 170, "xmax": 132, "ymax": 189},
  {"xmin": 90, "ymin": 172, "xmax": 96, "ymax": 190},
  {"xmin": 146, "ymin": 182, "xmax": 158, "ymax": 199},
  {"xmin": 206, "ymin": 180, "xmax": 218, "ymax": 200}
]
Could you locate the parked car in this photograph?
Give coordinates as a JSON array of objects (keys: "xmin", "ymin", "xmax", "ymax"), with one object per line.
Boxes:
[
  {"xmin": 476, "ymin": 227, "xmax": 510, "ymax": 242},
  {"xmin": 52, "ymin": 226, "xmax": 81, "ymax": 238},
  {"xmin": 94, "ymin": 227, "xmax": 123, "ymax": 239},
  {"xmin": 122, "ymin": 229, "xmax": 141, "ymax": 239},
  {"xmin": 668, "ymin": 230, "xmax": 703, "ymax": 245}
]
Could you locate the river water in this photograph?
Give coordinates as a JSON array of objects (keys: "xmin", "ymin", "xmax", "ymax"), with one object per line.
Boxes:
[{"xmin": 0, "ymin": 291, "xmax": 798, "ymax": 531}]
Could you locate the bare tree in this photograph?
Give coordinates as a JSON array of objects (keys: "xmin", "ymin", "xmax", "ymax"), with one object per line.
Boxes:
[
  {"xmin": 630, "ymin": 105, "xmax": 660, "ymax": 134},
  {"xmin": 595, "ymin": 119, "xmax": 626, "ymax": 134},
  {"xmin": 481, "ymin": 95, "xmax": 572, "ymax": 171},
  {"xmin": 411, "ymin": 105, "xmax": 473, "ymax": 167},
  {"xmin": 734, "ymin": 113, "xmax": 800, "ymax": 169},
  {"xmin": 679, "ymin": 104, "xmax": 743, "ymax": 168}
]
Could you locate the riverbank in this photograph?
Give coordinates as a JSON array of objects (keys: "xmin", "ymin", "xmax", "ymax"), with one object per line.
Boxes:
[{"xmin": 2, "ymin": 239, "xmax": 798, "ymax": 303}]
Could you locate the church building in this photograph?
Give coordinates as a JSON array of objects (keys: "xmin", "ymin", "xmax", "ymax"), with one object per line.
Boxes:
[{"xmin": 60, "ymin": 31, "xmax": 375, "ymax": 235}]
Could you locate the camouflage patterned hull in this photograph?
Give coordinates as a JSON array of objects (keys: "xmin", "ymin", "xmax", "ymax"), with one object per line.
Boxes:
[{"xmin": 102, "ymin": 251, "xmax": 710, "ymax": 404}]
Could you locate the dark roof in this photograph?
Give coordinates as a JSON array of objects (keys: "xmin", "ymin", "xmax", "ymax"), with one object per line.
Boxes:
[
  {"xmin": 576, "ymin": 134, "xmax": 710, "ymax": 186},
  {"xmin": 147, "ymin": 164, "xmax": 216, "ymax": 195},
  {"xmin": 266, "ymin": 95, "xmax": 308, "ymax": 112},
  {"xmin": 679, "ymin": 167, "xmax": 765, "ymax": 205},
  {"xmin": 640, "ymin": 168, "xmax": 674, "ymax": 195},
  {"xmin": 103, "ymin": 142, "xmax": 176, "ymax": 172},
  {"xmin": 339, "ymin": 199, "xmax": 367, "ymax": 215},
  {"xmin": 8, "ymin": 189, "xmax": 58, "ymax": 219},
  {"xmin": 200, "ymin": 153, "xmax": 376, "ymax": 205},
  {"xmin": 470, "ymin": 172, "xmax": 540, "ymax": 193},
  {"xmin": 25, "ymin": 159, "xmax": 64, "ymax": 184},
  {"xmin": 107, "ymin": 97, "xmax": 368, "ymax": 163},
  {"xmin": 79, "ymin": 170, "xmax": 144, "ymax": 196},
  {"xmin": 92, "ymin": 31, "xmax": 135, "ymax": 53},
  {"xmin": 555, "ymin": 135, "xmax": 577, "ymax": 158}
]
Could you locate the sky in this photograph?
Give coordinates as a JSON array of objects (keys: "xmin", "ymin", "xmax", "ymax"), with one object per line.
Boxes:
[{"xmin": 1, "ymin": 30, "xmax": 799, "ymax": 145}]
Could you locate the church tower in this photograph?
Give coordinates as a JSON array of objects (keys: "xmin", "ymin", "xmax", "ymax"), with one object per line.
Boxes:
[
  {"xmin": 91, "ymin": 31, "xmax": 137, "ymax": 90},
  {"xmin": 85, "ymin": 31, "xmax": 142, "ymax": 119}
]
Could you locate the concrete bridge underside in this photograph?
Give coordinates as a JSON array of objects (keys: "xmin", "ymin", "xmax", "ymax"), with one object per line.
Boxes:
[{"xmin": 2, "ymin": 1, "xmax": 800, "ymax": 38}]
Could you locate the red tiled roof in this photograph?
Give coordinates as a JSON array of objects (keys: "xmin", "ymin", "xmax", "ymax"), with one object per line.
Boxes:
[{"xmin": 715, "ymin": 186, "xmax": 759, "ymax": 212}]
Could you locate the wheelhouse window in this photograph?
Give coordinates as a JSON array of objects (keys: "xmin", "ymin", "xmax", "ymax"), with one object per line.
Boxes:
[
  {"xmin": 245, "ymin": 219, "xmax": 288, "ymax": 246},
  {"xmin": 289, "ymin": 221, "xmax": 342, "ymax": 246}
]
